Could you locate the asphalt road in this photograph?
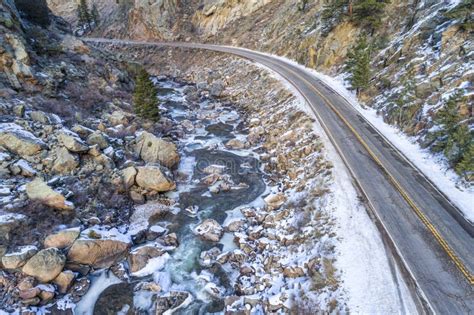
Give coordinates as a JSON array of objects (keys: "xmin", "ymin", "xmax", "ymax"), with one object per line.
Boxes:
[{"xmin": 85, "ymin": 38, "xmax": 473, "ymax": 314}]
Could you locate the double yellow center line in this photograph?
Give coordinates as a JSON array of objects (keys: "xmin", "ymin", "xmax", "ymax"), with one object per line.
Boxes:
[{"xmin": 270, "ymin": 59, "xmax": 473, "ymax": 285}]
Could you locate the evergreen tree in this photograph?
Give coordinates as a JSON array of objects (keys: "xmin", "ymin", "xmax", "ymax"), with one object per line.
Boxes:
[
  {"xmin": 133, "ymin": 69, "xmax": 160, "ymax": 122},
  {"xmin": 352, "ymin": 0, "xmax": 388, "ymax": 32},
  {"xmin": 344, "ymin": 35, "xmax": 371, "ymax": 95},
  {"xmin": 91, "ymin": 3, "xmax": 100, "ymax": 25},
  {"xmin": 432, "ymin": 91, "xmax": 473, "ymax": 177},
  {"xmin": 77, "ymin": 0, "xmax": 91, "ymax": 28},
  {"xmin": 321, "ymin": 0, "xmax": 347, "ymax": 34},
  {"xmin": 455, "ymin": 143, "xmax": 474, "ymax": 181}
]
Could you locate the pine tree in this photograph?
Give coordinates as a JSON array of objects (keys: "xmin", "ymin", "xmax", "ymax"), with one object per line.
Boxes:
[
  {"xmin": 352, "ymin": 0, "xmax": 388, "ymax": 33},
  {"xmin": 455, "ymin": 143, "xmax": 474, "ymax": 181},
  {"xmin": 77, "ymin": 0, "xmax": 91, "ymax": 28},
  {"xmin": 432, "ymin": 91, "xmax": 473, "ymax": 176},
  {"xmin": 91, "ymin": 3, "xmax": 100, "ymax": 25},
  {"xmin": 344, "ymin": 35, "xmax": 371, "ymax": 96},
  {"xmin": 321, "ymin": 0, "xmax": 347, "ymax": 34},
  {"xmin": 133, "ymin": 69, "xmax": 160, "ymax": 122}
]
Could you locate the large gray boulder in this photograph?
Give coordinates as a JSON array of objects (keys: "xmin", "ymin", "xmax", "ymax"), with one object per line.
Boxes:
[
  {"xmin": 135, "ymin": 164, "xmax": 176, "ymax": 192},
  {"xmin": 22, "ymin": 248, "xmax": 66, "ymax": 282},
  {"xmin": 2, "ymin": 246, "xmax": 38, "ymax": 269},
  {"xmin": 0, "ymin": 123, "xmax": 47, "ymax": 157},
  {"xmin": 135, "ymin": 132, "xmax": 179, "ymax": 168}
]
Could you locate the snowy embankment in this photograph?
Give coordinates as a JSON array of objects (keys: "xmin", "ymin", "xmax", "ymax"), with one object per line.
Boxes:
[
  {"xmin": 255, "ymin": 63, "xmax": 417, "ymax": 314},
  {"xmin": 249, "ymin": 50, "xmax": 473, "ymax": 223}
]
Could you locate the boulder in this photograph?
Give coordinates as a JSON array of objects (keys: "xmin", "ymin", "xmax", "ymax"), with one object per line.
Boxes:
[
  {"xmin": 2, "ymin": 246, "xmax": 38, "ymax": 269},
  {"xmin": 130, "ymin": 202, "xmax": 170, "ymax": 231},
  {"xmin": 135, "ymin": 164, "xmax": 176, "ymax": 192},
  {"xmin": 0, "ymin": 123, "xmax": 47, "ymax": 157},
  {"xmin": 22, "ymin": 248, "xmax": 66, "ymax": 282},
  {"xmin": 87, "ymin": 131, "xmax": 108, "ymax": 149},
  {"xmin": 193, "ymin": 219, "xmax": 223, "ymax": 242},
  {"xmin": 210, "ymin": 80, "xmax": 225, "ymax": 97},
  {"xmin": 264, "ymin": 193, "xmax": 286, "ymax": 210},
  {"xmin": 67, "ymin": 238, "xmax": 130, "ymax": 269},
  {"xmin": 44, "ymin": 228, "xmax": 80, "ymax": 249},
  {"xmin": 107, "ymin": 111, "xmax": 129, "ymax": 126},
  {"xmin": 26, "ymin": 178, "xmax": 74, "ymax": 210},
  {"xmin": 225, "ymin": 138, "xmax": 246, "ymax": 150},
  {"xmin": 135, "ymin": 132, "xmax": 179, "ymax": 168},
  {"xmin": 12, "ymin": 159, "xmax": 36, "ymax": 177},
  {"xmin": 53, "ymin": 270, "xmax": 75, "ymax": 294},
  {"xmin": 128, "ymin": 245, "xmax": 164, "ymax": 273},
  {"xmin": 57, "ymin": 129, "xmax": 89, "ymax": 153},
  {"xmin": 30, "ymin": 111, "xmax": 60, "ymax": 124},
  {"xmin": 0, "ymin": 213, "xmax": 27, "ymax": 243},
  {"xmin": 155, "ymin": 291, "xmax": 192, "ymax": 314},
  {"xmin": 52, "ymin": 147, "xmax": 79, "ymax": 174},
  {"xmin": 122, "ymin": 166, "xmax": 137, "ymax": 190}
]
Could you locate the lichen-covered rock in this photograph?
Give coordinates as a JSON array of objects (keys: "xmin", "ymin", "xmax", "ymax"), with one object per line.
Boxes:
[
  {"xmin": 44, "ymin": 228, "xmax": 80, "ymax": 249},
  {"xmin": 67, "ymin": 231, "xmax": 130, "ymax": 269},
  {"xmin": 135, "ymin": 164, "xmax": 176, "ymax": 192},
  {"xmin": 22, "ymin": 248, "xmax": 66, "ymax": 282},
  {"xmin": 135, "ymin": 131, "xmax": 179, "ymax": 168},
  {"xmin": 26, "ymin": 178, "xmax": 74, "ymax": 210},
  {"xmin": 0, "ymin": 123, "xmax": 47, "ymax": 157},
  {"xmin": 2, "ymin": 246, "xmax": 38, "ymax": 269}
]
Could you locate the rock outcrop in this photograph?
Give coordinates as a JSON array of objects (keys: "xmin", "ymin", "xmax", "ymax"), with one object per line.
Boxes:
[{"xmin": 135, "ymin": 164, "xmax": 176, "ymax": 192}]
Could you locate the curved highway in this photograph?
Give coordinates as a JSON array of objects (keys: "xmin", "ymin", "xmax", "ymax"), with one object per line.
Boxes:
[{"xmin": 85, "ymin": 38, "xmax": 473, "ymax": 314}]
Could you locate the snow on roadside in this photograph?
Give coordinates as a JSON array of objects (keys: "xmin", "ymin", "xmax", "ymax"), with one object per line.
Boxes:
[
  {"xmin": 254, "ymin": 62, "xmax": 418, "ymax": 314},
  {"xmin": 244, "ymin": 48, "xmax": 474, "ymax": 223}
]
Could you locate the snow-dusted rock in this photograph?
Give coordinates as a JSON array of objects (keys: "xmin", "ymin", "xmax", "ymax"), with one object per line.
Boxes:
[
  {"xmin": 57, "ymin": 129, "xmax": 89, "ymax": 153},
  {"xmin": 194, "ymin": 219, "xmax": 223, "ymax": 242},
  {"xmin": 52, "ymin": 147, "xmax": 79, "ymax": 174},
  {"xmin": 53, "ymin": 270, "xmax": 75, "ymax": 294},
  {"xmin": 2, "ymin": 246, "xmax": 38, "ymax": 269},
  {"xmin": 121, "ymin": 166, "xmax": 137, "ymax": 189},
  {"xmin": 225, "ymin": 138, "xmax": 246, "ymax": 150},
  {"xmin": 86, "ymin": 131, "xmax": 108, "ymax": 149},
  {"xmin": 264, "ymin": 193, "xmax": 286, "ymax": 210},
  {"xmin": 44, "ymin": 227, "xmax": 80, "ymax": 249},
  {"xmin": 30, "ymin": 111, "xmax": 61, "ymax": 125},
  {"xmin": 128, "ymin": 245, "xmax": 165, "ymax": 273},
  {"xmin": 155, "ymin": 291, "xmax": 193, "ymax": 314},
  {"xmin": 26, "ymin": 178, "xmax": 74, "ymax": 210},
  {"xmin": 0, "ymin": 123, "xmax": 47, "ymax": 157},
  {"xmin": 135, "ymin": 164, "xmax": 176, "ymax": 192},
  {"xmin": 67, "ymin": 228, "xmax": 131, "ymax": 268},
  {"xmin": 12, "ymin": 159, "xmax": 36, "ymax": 177},
  {"xmin": 22, "ymin": 248, "xmax": 66, "ymax": 283},
  {"xmin": 135, "ymin": 131, "xmax": 179, "ymax": 168}
]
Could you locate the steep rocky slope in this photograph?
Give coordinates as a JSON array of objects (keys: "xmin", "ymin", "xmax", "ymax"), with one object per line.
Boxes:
[{"xmin": 47, "ymin": 0, "xmax": 473, "ymax": 181}]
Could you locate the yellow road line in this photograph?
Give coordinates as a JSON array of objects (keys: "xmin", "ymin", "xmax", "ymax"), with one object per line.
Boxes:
[{"xmin": 279, "ymin": 64, "xmax": 474, "ymax": 285}]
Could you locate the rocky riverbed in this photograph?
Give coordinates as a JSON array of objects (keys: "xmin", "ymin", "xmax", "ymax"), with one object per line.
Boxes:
[{"xmin": 0, "ymin": 61, "xmax": 343, "ymax": 313}]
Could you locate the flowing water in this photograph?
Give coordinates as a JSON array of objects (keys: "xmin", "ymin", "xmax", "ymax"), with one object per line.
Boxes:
[{"xmin": 84, "ymin": 79, "xmax": 267, "ymax": 314}]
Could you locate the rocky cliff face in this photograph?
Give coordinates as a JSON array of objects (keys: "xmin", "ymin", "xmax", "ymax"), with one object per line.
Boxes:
[{"xmin": 47, "ymin": 0, "xmax": 472, "ymax": 180}]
